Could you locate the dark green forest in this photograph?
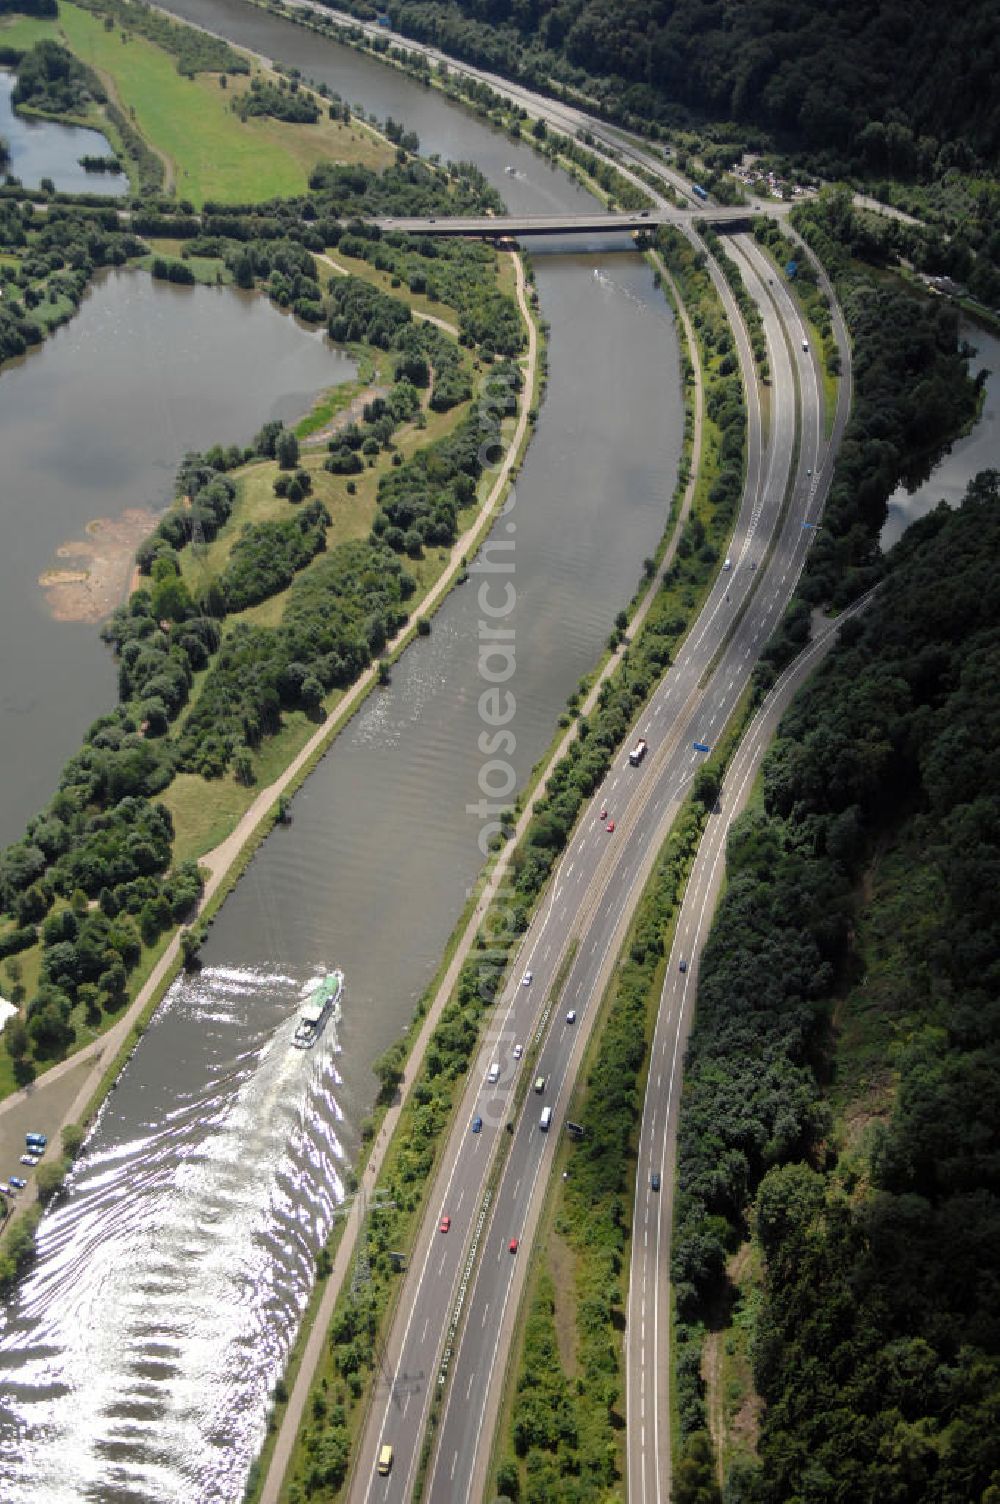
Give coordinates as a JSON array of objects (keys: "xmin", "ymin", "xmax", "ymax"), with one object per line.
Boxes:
[
  {"xmin": 341, "ymin": 0, "xmax": 1000, "ymax": 170},
  {"xmin": 673, "ymin": 473, "xmax": 1000, "ymax": 1501}
]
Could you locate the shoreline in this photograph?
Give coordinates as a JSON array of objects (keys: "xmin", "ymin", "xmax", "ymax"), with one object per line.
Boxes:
[{"xmin": 0, "ymin": 249, "xmax": 540, "ymax": 1249}]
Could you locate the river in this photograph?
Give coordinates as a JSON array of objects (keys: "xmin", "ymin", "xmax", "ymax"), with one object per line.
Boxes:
[
  {"xmin": 0, "ymin": 8, "xmax": 684, "ymax": 1502},
  {"xmin": 0, "ymin": 69, "xmax": 126, "ymax": 196}
]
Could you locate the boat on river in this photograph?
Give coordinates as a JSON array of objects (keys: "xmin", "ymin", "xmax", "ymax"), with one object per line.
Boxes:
[{"xmin": 292, "ymin": 970, "xmax": 343, "ymax": 1049}]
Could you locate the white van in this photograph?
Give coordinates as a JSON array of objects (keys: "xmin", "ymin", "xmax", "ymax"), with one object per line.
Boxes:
[
  {"xmin": 487, "ymin": 1062, "xmax": 500, "ymax": 1084},
  {"xmin": 539, "ymin": 1106, "xmax": 553, "ymax": 1131}
]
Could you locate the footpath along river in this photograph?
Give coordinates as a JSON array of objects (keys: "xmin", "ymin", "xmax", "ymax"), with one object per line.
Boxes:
[{"xmin": 0, "ymin": 7, "xmax": 685, "ymax": 1501}]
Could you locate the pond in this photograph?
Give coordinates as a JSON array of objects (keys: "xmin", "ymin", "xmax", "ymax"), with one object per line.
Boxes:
[
  {"xmin": 0, "ymin": 268, "xmax": 355, "ymax": 844},
  {"xmin": 0, "ymin": 68, "xmax": 127, "ymax": 196},
  {"xmin": 882, "ymin": 321, "xmax": 1000, "ymax": 548}
]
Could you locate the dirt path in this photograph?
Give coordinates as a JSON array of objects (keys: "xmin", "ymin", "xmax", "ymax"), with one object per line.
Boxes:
[
  {"xmin": 0, "ymin": 254, "xmax": 534, "ymax": 1175},
  {"xmin": 255, "ymin": 252, "xmax": 535, "ymax": 1502},
  {"xmin": 303, "ymin": 383, "xmax": 388, "ymax": 447},
  {"xmin": 258, "ymin": 252, "xmax": 702, "ymax": 1503},
  {"xmin": 84, "ymin": 56, "xmax": 175, "ymax": 195},
  {"xmin": 316, "ymin": 252, "xmax": 460, "ymax": 336}
]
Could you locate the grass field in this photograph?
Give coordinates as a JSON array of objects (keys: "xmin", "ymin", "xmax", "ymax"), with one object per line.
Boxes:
[
  {"xmin": 8, "ymin": 3, "xmax": 394, "ymax": 205},
  {"xmin": 159, "ymin": 710, "xmax": 317, "ymax": 864},
  {"xmin": 0, "ymin": 15, "xmax": 54, "ymax": 50},
  {"xmin": 320, "ymin": 247, "xmax": 463, "ymax": 332}
]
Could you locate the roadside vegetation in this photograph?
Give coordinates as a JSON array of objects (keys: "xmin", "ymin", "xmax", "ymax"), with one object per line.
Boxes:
[
  {"xmin": 753, "ymin": 190, "xmax": 981, "ymax": 638},
  {"xmin": 341, "ymin": 1, "xmax": 1000, "ymax": 177},
  {"xmin": 495, "ymin": 802, "xmax": 707, "ymax": 1502},
  {"xmin": 0, "ymin": 0, "xmax": 530, "ymax": 1151},
  {"xmin": 0, "ymin": 224, "xmax": 522, "ymax": 1105},
  {"xmin": 669, "ymin": 472, "xmax": 1000, "ymax": 1501},
  {"xmin": 259, "ymin": 200, "xmax": 753, "ymax": 1504}
]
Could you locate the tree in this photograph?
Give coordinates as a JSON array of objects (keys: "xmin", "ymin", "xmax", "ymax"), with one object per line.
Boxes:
[
  {"xmin": 495, "ymin": 1460, "xmax": 520, "ymax": 1500},
  {"xmin": 673, "ymin": 1432, "xmax": 722, "ymax": 1504},
  {"xmin": 233, "ymin": 749, "xmax": 256, "ymax": 786},
  {"xmin": 35, "ymin": 1160, "xmax": 65, "ymax": 1205},
  {"xmin": 276, "ymin": 429, "xmax": 300, "ymax": 470},
  {"xmin": 28, "ymin": 999, "xmax": 73, "ymax": 1056},
  {"xmin": 3, "ymin": 1014, "xmax": 28, "ymax": 1062},
  {"xmin": 180, "ymin": 926, "xmax": 203, "ymax": 971}
]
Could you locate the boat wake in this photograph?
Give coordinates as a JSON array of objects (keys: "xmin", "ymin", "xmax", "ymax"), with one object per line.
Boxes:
[{"xmin": 0, "ymin": 964, "xmax": 347, "ymax": 1504}]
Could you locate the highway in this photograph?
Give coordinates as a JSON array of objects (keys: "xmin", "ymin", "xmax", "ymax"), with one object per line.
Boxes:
[
  {"xmin": 290, "ymin": 1, "xmax": 720, "ymax": 211},
  {"xmin": 347, "ymin": 223, "xmax": 844, "ymax": 1503},
  {"xmin": 372, "ymin": 206, "xmax": 783, "ymax": 237},
  {"xmin": 624, "ymin": 584, "xmax": 872, "ymax": 1504},
  {"xmin": 623, "ymin": 230, "xmax": 853, "ymax": 1504}
]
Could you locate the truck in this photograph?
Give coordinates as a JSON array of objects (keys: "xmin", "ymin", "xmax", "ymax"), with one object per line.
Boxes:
[{"xmin": 629, "ymin": 738, "xmax": 648, "ymax": 767}]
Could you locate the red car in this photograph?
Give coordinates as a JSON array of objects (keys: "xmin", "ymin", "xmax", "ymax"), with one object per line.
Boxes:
[
  {"xmin": 439, "ymin": 1215, "xmax": 451, "ymax": 1234},
  {"xmin": 606, "ymin": 820, "xmax": 616, "ymax": 833},
  {"xmin": 509, "ymin": 1237, "xmax": 519, "ymax": 1254}
]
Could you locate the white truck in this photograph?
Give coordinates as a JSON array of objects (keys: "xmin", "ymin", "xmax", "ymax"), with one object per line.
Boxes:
[{"xmin": 629, "ymin": 738, "xmax": 648, "ymax": 767}]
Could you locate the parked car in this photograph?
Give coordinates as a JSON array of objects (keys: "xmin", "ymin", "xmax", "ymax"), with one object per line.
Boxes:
[
  {"xmin": 9, "ymin": 1177, "xmax": 26, "ymax": 1190},
  {"xmin": 20, "ymin": 1154, "xmax": 39, "ymax": 1168}
]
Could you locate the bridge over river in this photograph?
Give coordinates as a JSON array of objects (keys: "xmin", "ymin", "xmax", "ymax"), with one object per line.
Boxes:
[{"xmin": 370, "ymin": 203, "xmax": 792, "ymax": 237}]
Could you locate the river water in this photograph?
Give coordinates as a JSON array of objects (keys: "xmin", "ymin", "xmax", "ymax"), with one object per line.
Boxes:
[
  {"xmin": 0, "ymin": 70, "xmax": 126, "ymax": 196},
  {"xmin": 881, "ymin": 321, "xmax": 1000, "ymax": 548},
  {"xmin": 0, "ymin": 8, "xmax": 684, "ymax": 1502},
  {"xmin": 0, "ymin": 271, "xmax": 355, "ymax": 846}
]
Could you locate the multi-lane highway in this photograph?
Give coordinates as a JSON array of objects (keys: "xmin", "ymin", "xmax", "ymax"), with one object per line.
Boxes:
[
  {"xmin": 372, "ymin": 207, "xmax": 787, "ymax": 237},
  {"xmin": 623, "ymin": 231, "xmax": 852, "ymax": 1504},
  {"xmin": 346, "ymin": 221, "xmax": 849, "ymax": 1503},
  {"xmin": 625, "ymin": 583, "xmax": 871, "ymax": 1504}
]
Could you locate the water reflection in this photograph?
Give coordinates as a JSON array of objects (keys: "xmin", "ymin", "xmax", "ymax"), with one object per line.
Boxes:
[
  {"xmin": 0, "ymin": 269, "xmax": 355, "ymax": 844},
  {"xmin": 0, "ymin": 964, "xmax": 346, "ymax": 1504},
  {"xmin": 0, "ymin": 70, "xmax": 126, "ymax": 196},
  {"xmin": 0, "ymin": 7, "xmax": 684, "ymax": 1500},
  {"xmin": 882, "ymin": 322, "xmax": 999, "ymax": 548}
]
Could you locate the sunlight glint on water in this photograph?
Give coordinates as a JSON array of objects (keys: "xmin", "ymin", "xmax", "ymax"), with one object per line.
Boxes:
[{"xmin": 0, "ymin": 965, "xmax": 346, "ymax": 1504}]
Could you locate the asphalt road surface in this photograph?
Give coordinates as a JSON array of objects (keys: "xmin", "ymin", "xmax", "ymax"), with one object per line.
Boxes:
[{"xmin": 348, "ymin": 225, "xmax": 848, "ymax": 1503}]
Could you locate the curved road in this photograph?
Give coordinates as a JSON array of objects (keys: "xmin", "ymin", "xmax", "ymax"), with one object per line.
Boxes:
[
  {"xmin": 348, "ymin": 225, "xmax": 840, "ymax": 1503},
  {"xmin": 624, "ymin": 591, "xmax": 872, "ymax": 1504}
]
